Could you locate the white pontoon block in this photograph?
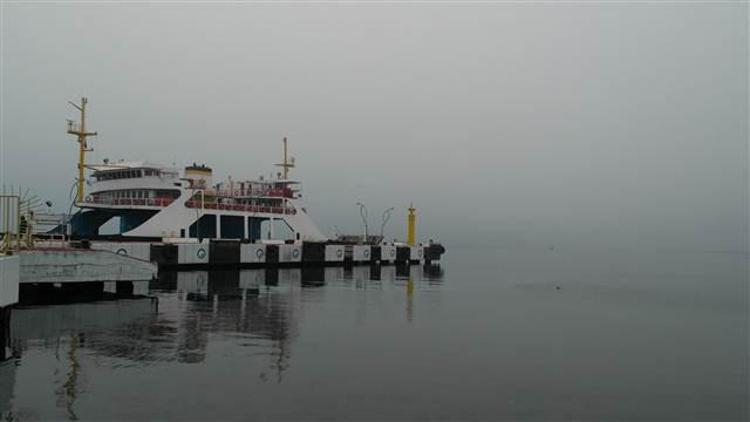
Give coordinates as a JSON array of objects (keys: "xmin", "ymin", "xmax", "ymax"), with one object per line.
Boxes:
[
  {"xmin": 178, "ymin": 242, "xmax": 210, "ymax": 265},
  {"xmin": 410, "ymin": 246, "xmax": 424, "ymax": 262},
  {"xmin": 325, "ymin": 245, "xmax": 345, "ymax": 263},
  {"xmin": 278, "ymin": 244, "xmax": 302, "ymax": 263},
  {"xmin": 240, "ymin": 244, "xmax": 266, "ymax": 264},
  {"xmin": 380, "ymin": 244, "xmax": 397, "ymax": 262},
  {"xmin": 352, "ymin": 245, "xmax": 371, "ymax": 262}
]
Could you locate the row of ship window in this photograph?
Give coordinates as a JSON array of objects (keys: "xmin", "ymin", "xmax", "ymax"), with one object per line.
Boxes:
[
  {"xmin": 96, "ymin": 169, "xmax": 160, "ymax": 181},
  {"xmin": 101, "ymin": 190, "xmax": 154, "ymax": 199}
]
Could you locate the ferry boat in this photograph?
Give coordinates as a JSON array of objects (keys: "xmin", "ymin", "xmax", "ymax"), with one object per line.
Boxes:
[
  {"xmin": 21, "ymin": 98, "xmax": 447, "ymax": 270},
  {"xmin": 68, "ymin": 134, "xmax": 327, "ymax": 242}
]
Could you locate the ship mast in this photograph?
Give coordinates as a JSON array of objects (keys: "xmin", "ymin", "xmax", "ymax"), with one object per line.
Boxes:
[
  {"xmin": 274, "ymin": 137, "xmax": 295, "ymax": 180},
  {"xmin": 66, "ymin": 97, "xmax": 98, "ymax": 203}
]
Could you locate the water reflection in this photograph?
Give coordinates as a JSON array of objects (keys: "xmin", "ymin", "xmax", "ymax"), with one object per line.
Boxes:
[
  {"xmin": 2, "ymin": 264, "xmax": 443, "ymax": 419},
  {"xmin": 406, "ymin": 278, "xmax": 415, "ymax": 323},
  {"xmin": 58, "ymin": 334, "xmax": 81, "ymax": 420},
  {"xmin": 6, "ymin": 247, "xmax": 745, "ymax": 421}
]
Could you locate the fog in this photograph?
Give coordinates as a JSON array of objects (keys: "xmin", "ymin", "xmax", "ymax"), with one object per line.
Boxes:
[{"xmin": 1, "ymin": 3, "xmax": 746, "ymax": 251}]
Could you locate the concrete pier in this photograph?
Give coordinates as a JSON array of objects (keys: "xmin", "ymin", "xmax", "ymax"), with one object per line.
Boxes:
[
  {"xmin": 0, "ymin": 256, "xmax": 20, "ymax": 308},
  {"xmin": 0, "ymin": 255, "xmax": 20, "ymax": 361},
  {"xmin": 91, "ymin": 241, "xmax": 152, "ymax": 261},
  {"xmin": 19, "ymin": 249, "xmax": 157, "ymax": 284}
]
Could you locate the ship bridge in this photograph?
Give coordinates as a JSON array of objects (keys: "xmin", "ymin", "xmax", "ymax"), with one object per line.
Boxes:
[{"xmin": 84, "ymin": 161, "xmax": 182, "ymax": 208}]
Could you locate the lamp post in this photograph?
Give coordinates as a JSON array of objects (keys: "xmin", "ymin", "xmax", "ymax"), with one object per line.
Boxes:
[
  {"xmin": 356, "ymin": 202, "xmax": 368, "ymax": 243},
  {"xmin": 380, "ymin": 207, "xmax": 394, "ymax": 239}
]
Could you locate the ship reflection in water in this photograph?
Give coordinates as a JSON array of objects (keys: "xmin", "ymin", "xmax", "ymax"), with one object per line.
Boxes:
[{"xmin": 1, "ymin": 264, "xmax": 443, "ymax": 420}]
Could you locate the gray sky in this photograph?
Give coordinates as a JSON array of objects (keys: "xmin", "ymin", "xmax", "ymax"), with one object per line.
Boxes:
[{"xmin": 1, "ymin": 2, "xmax": 747, "ymax": 251}]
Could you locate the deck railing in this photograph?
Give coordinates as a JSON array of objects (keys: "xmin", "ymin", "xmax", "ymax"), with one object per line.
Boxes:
[
  {"xmin": 82, "ymin": 197, "xmax": 176, "ymax": 207},
  {"xmin": 80, "ymin": 197, "xmax": 296, "ymax": 215},
  {"xmin": 210, "ymin": 188, "xmax": 295, "ymax": 199},
  {"xmin": 185, "ymin": 201, "xmax": 297, "ymax": 215}
]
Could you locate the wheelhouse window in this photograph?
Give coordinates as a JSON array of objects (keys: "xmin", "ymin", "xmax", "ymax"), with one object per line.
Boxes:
[{"xmin": 95, "ymin": 169, "xmax": 151, "ymax": 181}]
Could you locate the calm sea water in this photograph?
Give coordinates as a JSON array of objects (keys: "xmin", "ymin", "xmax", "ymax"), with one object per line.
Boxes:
[{"xmin": 1, "ymin": 247, "xmax": 747, "ymax": 421}]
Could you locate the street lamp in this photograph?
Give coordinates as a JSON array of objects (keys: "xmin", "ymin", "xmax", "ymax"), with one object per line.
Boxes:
[
  {"xmin": 380, "ymin": 207, "xmax": 394, "ymax": 238},
  {"xmin": 356, "ymin": 202, "xmax": 368, "ymax": 243}
]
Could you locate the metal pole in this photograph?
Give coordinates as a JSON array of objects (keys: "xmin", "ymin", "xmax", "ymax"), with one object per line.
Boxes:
[
  {"xmin": 67, "ymin": 98, "xmax": 97, "ymax": 204},
  {"xmin": 15, "ymin": 196, "xmax": 20, "ymax": 250},
  {"xmin": 78, "ymin": 99, "xmax": 86, "ymax": 203},
  {"xmin": 356, "ymin": 202, "xmax": 368, "ymax": 243},
  {"xmin": 380, "ymin": 207, "xmax": 394, "ymax": 238},
  {"xmin": 283, "ymin": 137, "xmax": 288, "ymax": 180},
  {"xmin": 2, "ymin": 196, "xmax": 7, "ymax": 253},
  {"xmin": 199, "ymin": 190, "xmax": 204, "ymax": 240}
]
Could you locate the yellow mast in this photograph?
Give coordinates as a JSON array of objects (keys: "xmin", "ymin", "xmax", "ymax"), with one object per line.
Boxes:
[
  {"xmin": 407, "ymin": 204, "xmax": 416, "ymax": 246},
  {"xmin": 274, "ymin": 137, "xmax": 295, "ymax": 180},
  {"xmin": 66, "ymin": 98, "xmax": 98, "ymax": 203}
]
